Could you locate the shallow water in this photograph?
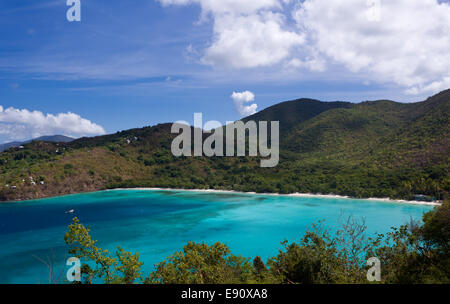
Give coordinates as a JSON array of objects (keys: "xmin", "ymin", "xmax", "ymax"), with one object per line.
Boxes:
[{"xmin": 0, "ymin": 189, "xmax": 434, "ymax": 283}]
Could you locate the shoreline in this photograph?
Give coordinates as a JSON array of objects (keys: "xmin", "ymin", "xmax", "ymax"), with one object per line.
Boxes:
[
  {"xmin": 112, "ymin": 187, "xmax": 442, "ymax": 206},
  {"xmin": 1, "ymin": 187, "xmax": 441, "ymax": 206}
]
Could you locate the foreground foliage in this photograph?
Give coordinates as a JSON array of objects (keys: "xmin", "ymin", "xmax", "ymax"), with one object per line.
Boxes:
[{"xmin": 65, "ymin": 201, "xmax": 449, "ymax": 284}]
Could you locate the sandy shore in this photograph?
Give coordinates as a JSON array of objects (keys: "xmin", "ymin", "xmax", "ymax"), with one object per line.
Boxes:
[{"xmin": 113, "ymin": 187, "xmax": 442, "ymax": 206}]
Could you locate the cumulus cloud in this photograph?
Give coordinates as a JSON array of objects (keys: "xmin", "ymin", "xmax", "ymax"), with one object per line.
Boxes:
[
  {"xmin": 231, "ymin": 91, "xmax": 258, "ymax": 116},
  {"xmin": 159, "ymin": 0, "xmax": 305, "ymax": 69},
  {"xmin": 0, "ymin": 106, "xmax": 106, "ymax": 141},
  {"xmin": 203, "ymin": 12, "xmax": 304, "ymax": 69},
  {"xmin": 293, "ymin": 0, "xmax": 450, "ymax": 95},
  {"xmin": 158, "ymin": 0, "xmax": 450, "ymax": 95}
]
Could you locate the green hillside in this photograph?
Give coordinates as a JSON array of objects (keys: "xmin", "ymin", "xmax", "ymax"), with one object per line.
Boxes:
[
  {"xmin": 0, "ymin": 90, "xmax": 448, "ymax": 202},
  {"xmin": 243, "ymin": 98, "xmax": 352, "ymax": 132}
]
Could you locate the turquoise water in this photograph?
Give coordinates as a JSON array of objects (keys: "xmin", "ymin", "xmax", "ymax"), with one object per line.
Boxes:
[{"xmin": 0, "ymin": 189, "xmax": 434, "ymax": 284}]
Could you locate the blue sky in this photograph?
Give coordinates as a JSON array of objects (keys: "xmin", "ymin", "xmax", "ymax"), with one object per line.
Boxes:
[{"xmin": 1, "ymin": 0, "xmax": 449, "ymax": 143}]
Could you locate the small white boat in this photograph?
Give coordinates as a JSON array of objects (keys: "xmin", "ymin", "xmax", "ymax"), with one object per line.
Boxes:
[{"xmin": 65, "ymin": 209, "xmax": 75, "ymax": 214}]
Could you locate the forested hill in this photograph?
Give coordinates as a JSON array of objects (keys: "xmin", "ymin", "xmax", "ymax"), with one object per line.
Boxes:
[
  {"xmin": 0, "ymin": 135, "xmax": 74, "ymax": 152},
  {"xmin": 0, "ymin": 90, "xmax": 448, "ymax": 202}
]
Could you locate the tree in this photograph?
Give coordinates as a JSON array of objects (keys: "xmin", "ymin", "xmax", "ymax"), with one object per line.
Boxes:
[
  {"xmin": 146, "ymin": 242, "xmax": 257, "ymax": 284},
  {"xmin": 64, "ymin": 218, "xmax": 144, "ymax": 284},
  {"xmin": 370, "ymin": 200, "xmax": 450, "ymax": 283},
  {"xmin": 268, "ymin": 221, "xmax": 365, "ymax": 284}
]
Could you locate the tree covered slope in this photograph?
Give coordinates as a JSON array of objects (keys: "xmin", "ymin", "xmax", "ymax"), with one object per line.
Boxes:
[{"xmin": 0, "ymin": 90, "xmax": 448, "ymax": 202}]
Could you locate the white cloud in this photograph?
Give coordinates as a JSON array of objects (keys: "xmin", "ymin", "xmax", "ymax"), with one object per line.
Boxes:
[
  {"xmin": 203, "ymin": 12, "xmax": 304, "ymax": 68},
  {"xmin": 0, "ymin": 106, "xmax": 106, "ymax": 141},
  {"xmin": 231, "ymin": 91, "xmax": 258, "ymax": 116},
  {"xmin": 158, "ymin": 0, "xmax": 450, "ymax": 95},
  {"xmin": 158, "ymin": 0, "xmax": 282, "ymax": 16},
  {"xmin": 159, "ymin": 0, "xmax": 304, "ymax": 69},
  {"xmin": 293, "ymin": 0, "xmax": 450, "ymax": 95}
]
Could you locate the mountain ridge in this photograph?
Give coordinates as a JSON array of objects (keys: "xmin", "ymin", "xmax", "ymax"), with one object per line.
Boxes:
[
  {"xmin": 0, "ymin": 90, "xmax": 448, "ymax": 202},
  {"xmin": 0, "ymin": 135, "xmax": 74, "ymax": 152}
]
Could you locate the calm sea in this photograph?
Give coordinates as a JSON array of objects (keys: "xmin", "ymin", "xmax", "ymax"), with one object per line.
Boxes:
[{"xmin": 0, "ymin": 189, "xmax": 434, "ymax": 283}]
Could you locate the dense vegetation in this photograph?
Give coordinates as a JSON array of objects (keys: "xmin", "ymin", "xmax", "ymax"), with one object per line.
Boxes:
[
  {"xmin": 65, "ymin": 200, "xmax": 450, "ymax": 284},
  {"xmin": 0, "ymin": 90, "xmax": 448, "ymax": 202}
]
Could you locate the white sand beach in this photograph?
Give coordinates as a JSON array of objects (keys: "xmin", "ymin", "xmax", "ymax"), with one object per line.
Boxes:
[{"xmin": 113, "ymin": 187, "xmax": 442, "ymax": 206}]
